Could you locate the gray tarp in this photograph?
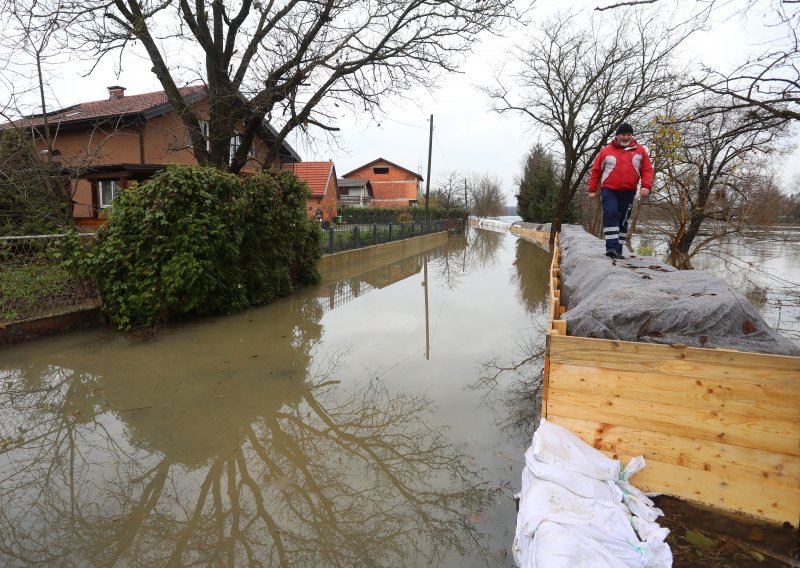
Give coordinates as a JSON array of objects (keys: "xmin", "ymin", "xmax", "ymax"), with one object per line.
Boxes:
[{"xmin": 558, "ymin": 225, "xmax": 800, "ymax": 356}]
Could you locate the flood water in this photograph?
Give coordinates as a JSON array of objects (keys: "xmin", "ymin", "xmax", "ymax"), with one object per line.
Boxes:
[
  {"xmin": 0, "ymin": 227, "xmax": 551, "ymax": 567},
  {"xmin": 635, "ymin": 226, "xmax": 800, "ymax": 341}
]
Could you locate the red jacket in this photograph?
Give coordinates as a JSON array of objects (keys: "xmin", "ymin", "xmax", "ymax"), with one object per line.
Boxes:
[{"xmin": 588, "ymin": 138, "xmax": 653, "ymax": 193}]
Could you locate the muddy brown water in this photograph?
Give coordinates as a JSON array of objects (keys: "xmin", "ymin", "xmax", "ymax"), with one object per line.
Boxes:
[{"xmin": 0, "ymin": 228, "xmax": 549, "ymax": 567}]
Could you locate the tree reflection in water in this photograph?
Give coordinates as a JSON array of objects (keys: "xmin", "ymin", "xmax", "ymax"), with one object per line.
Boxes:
[
  {"xmin": 0, "ymin": 299, "xmax": 493, "ymax": 566},
  {"xmin": 427, "ymin": 227, "xmax": 505, "ymax": 293},
  {"xmin": 471, "ymin": 237, "xmax": 552, "ymax": 442}
]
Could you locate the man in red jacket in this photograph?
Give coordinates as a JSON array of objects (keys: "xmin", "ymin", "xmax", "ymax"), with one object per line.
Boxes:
[{"xmin": 588, "ymin": 122, "xmax": 653, "ymax": 259}]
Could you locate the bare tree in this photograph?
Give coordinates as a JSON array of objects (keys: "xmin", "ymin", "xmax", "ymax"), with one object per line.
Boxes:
[
  {"xmin": 593, "ymin": 0, "xmax": 799, "ymax": 120},
  {"xmin": 468, "ymin": 172, "xmax": 506, "ymax": 218},
  {"xmin": 21, "ymin": 0, "xmax": 521, "ymax": 173},
  {"xmin": 483, "ymin": 11, "xmax": 691, "ymax": 245},
  {"xmin": 431, "ymin": 170, "xmax": 466, "ymax": 215},
  {"xmin": 690, "ymin": 4, "xmax": 799, "ymax": 122},
  {"xmin": 645, "ymin": 100, "xmax": 791, "ymax": 268}
]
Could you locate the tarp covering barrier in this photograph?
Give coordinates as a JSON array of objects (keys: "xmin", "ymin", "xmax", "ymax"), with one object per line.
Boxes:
[{"xmin": 557, "ymin": 225, "xmax": 800, "ymax": 356}]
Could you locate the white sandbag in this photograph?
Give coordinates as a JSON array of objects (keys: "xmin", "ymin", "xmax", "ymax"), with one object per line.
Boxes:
[
  {"xmin": 514, "ymin": 419, "xmax": 672, "ymax": 568},
  {"xmin": 517, "ymin": 478, "xmax": 655, "ymax": 566},
  {"xmin": 618, "ymin": 457, "xmax": 663, "ymax": 523},
  {"xmin": 532, "ymin": 417, "xmax": 620, "ymax": 480},
  {"xmin": 530, "ymin": 522, "xmax": 632, "ymax": 568},
  {"xmin": 524, "ymin": 445, "xmax": 622, "ymax": 502}
]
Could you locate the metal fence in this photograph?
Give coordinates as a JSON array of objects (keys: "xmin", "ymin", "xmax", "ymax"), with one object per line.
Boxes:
[
  {"xmin": 322, "ymin": 218, "xmax": 463, "ymax": 255},
  {"xmin": 0, "ymin": 233, "xmax": 99, "ymax": 324}
]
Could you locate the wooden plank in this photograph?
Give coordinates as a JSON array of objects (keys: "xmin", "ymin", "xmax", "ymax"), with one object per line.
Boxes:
[
  {"xmin": 550, "ymin": 416, "xmax": 799, "ymax": 490},
  {"xmin": 548, "ymin": 420, "xmax": 798, "ymax": 524},
  {"xmin": 549, "ymin": 335, "xmax": 800, "ymax": 385},
  {"xmin": 632, "ymin": 459, "xmax": 796, "ymax": 525},
  {"xmin": 546, "ymin": 390, "xmax": 800, "ymax": 456},
  {"xmin": 553, "ymin": 320, "xmax": 567, "ymax": 335},
  {"xmin": 550, "ymin": 362, "xmax": 800, "ymax": 420}
]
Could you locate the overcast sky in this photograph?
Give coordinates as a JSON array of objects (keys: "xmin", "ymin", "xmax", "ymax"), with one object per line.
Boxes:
[{"xmin": 5, "ymin": 0, "xmax": 798, "ymax": 203}]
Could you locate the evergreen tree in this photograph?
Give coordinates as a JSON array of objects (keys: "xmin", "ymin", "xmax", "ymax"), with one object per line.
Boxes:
[
  {"xmin": 0, "ymin": 129, "xmax": 72, "ymax": 235},
  {"xmin": 515, "ymin": 144, "xmax": 572, "ymax": 223}
]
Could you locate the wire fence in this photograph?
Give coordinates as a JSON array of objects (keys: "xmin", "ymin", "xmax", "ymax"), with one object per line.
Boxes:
[
  {"xmin": 322, "ymin": 218, "xmax": 463, "ymax": 255},
  {"xmin": 0, "ymin": 233, "xmax": 99, "ymax": 325}
]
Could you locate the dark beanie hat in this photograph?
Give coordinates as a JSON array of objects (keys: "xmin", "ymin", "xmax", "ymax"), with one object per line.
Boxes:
[{"xmin": 616, "ymin": 122, "xmax": 634, "ymax": 135}]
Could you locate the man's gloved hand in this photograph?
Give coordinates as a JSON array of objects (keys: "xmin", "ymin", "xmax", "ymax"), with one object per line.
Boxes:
[{"xmin": 640, "ymin": 187, "xmax": 650, "ymax": 199}]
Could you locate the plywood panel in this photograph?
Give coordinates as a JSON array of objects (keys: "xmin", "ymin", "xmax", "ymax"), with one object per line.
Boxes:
[
  {"xmin": 550, "ymin": 362, "xmax": 799, "ymax": 420},
  {"xmin": 550, "ymin": 416, "xmax": 799, "ymax": 490}
]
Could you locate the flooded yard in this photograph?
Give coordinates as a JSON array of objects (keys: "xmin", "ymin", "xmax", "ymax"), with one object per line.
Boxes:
[{"xmin": 0, "ymin": 228, "xmax": 551, "ymax": 567}]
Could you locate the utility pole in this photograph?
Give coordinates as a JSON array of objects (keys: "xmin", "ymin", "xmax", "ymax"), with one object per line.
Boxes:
[{"xmin": 424, "ymin": 114, "xmax": 433, "ymax": 222}]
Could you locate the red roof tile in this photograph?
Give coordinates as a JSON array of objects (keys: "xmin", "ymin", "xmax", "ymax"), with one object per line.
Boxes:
[
  {"xmin": 283, "ymin": 161, "xmax": 336, "ymax": 196},
  {"xmin": 6, "ymin": 85, "xmax": 206, "ymax": 129}
]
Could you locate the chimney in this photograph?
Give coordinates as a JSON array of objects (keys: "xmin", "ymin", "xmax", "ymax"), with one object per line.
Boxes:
[{"xmin": 107, "ymin": 85, "xmax": 126, "ymax": 100}]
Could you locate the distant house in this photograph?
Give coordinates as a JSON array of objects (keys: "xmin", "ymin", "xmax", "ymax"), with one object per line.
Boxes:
[
  {"xmin": 1, "ymin": 85, "xmax": 300, "ymax": 221},
  {"xmin": 337, "ymin": 178, "xmax": 373, "ymax": 208},
  {"xmin": 282, "ymin": 161, "xmax": 338, "ymax": 221},
  {"xmin": 341, "ymin": 158, "xmax": 422, "ymax": 208}
]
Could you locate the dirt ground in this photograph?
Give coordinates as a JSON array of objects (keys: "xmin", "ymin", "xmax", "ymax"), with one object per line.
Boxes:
[{"xmin": 654, "ymin": 496, "xmax": 799, "ymax": 567}]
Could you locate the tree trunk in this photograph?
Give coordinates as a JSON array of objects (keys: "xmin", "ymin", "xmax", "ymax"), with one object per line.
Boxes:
[
  {"xmin": 672, "ymin": 212, "xmax": 704, "ymax": 268},
  {"xmin": 590, "ymin": 195, "xmax": 602, "ymax": 237},
  {"xmin": 625, "ymin": 198, "xmax": 642, "ymax": 250},
  {"xmin": 549, "ymin": 179, "xmax": 572, "ymax": 247}
]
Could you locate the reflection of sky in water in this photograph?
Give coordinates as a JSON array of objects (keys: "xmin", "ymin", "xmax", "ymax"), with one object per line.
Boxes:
[
  {"xmin": 633, "ymin": 228, "xmax": 800, "ymax": 341},
  {"xmin": 0, "ymin": 227, "xmax": 551, "ymax": 567}
]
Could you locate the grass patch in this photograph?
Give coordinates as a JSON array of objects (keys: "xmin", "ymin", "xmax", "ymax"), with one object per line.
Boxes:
[{"xmin": 0, "ymin": 262, "xmax": 96, "ymax": 322}]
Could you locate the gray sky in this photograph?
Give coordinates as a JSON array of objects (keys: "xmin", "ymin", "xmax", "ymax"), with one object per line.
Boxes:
[{"xmin": 4, "ymin": 0, "xmax": 798, "ymax": 203}]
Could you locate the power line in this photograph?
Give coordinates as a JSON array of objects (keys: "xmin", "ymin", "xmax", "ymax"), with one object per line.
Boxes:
[{"xmin": 433, "ymin": 130, "xmax": 451, "ymax": 171}]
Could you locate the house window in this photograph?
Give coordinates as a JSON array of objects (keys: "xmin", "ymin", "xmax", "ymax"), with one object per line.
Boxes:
[
  {"xmin": 188, "ymin": 120, "xmax": 210, "ymax": 150},
  {"xmin": 99, "ymin": 180, "xmax": 119, "ymax": 208},
  {"xmin": 230, "ymin": 131, "xmax": 256, "ymax": 160},
  {"xmin": 373, "ymin": 166, "xmax": 389, "ymax": 174}
]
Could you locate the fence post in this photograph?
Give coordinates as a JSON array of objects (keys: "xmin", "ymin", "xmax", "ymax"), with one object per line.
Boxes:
[
  {"xmin": 354, "ymin": 225, "xmax": 360, "ymax": 249},
  {"xmin": 329, "ymin": 227, "xmax": 334, "ymax": 253},
  {"xmin": 373, "ymin": 223, "xmax": 377, "ymax": 245},
  {"xmin": 389, "ymin": 222, "xmax": 393, "ymax": 242}
]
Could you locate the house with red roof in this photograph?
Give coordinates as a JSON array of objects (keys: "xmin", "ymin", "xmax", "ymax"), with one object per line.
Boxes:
[
  {"xmin": 2, "ymin": 85, "xmax": 300, "ymax": 221},
  {"xmin": 282, "ymin": 161, "xmax": 338, "ymax": 221},
  {"xmin": 341, "ymin": 158, "xmax": 422, "ymax": 208}
]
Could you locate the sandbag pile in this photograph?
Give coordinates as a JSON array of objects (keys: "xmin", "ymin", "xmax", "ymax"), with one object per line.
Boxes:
[
  {"xmin": 558, "ymin": 225, "xmax": 800, "ymax": 356},
  {"xmin": 513, "ymin": 419, "xmax": 672, "ymax": 568}
]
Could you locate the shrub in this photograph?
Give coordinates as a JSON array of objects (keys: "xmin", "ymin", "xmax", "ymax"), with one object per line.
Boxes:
[
  {"xmin": 338, "ymin": 206, "xmax": 467, "ymax": 224},
  {"xmin": 82, "ymin": 165, "xmax": 321, "ymax": 330},
  {"xmin": 635, "ymin": 243, "xmax": 656, "ymax": 257}
]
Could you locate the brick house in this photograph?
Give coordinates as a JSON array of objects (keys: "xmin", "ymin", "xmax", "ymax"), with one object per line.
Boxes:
[
  {"xmin": 341, "ymin": 158, "xmax": 422, "ymax": 208},
  {"xmin": 282, "ymin": 161, "xmax": 338, "ymax": 221},
  {"xmin": 1, "ymin": 85, "xmax": 300, "ymax": 221}
]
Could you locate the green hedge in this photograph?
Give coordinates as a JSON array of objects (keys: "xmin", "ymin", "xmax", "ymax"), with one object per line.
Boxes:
[
  {"xmin": 78, "ymin": 165, "xmax": 321, "ymax": 330},
  {"xmin": 337, "ymin": 206, "xmax": 467, "ymax": 225}
]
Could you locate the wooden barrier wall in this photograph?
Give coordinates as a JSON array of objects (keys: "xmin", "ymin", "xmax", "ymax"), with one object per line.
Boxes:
[{"xmin": 545, "ymin": 235, "xmax": 800, "ymax": 525}]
